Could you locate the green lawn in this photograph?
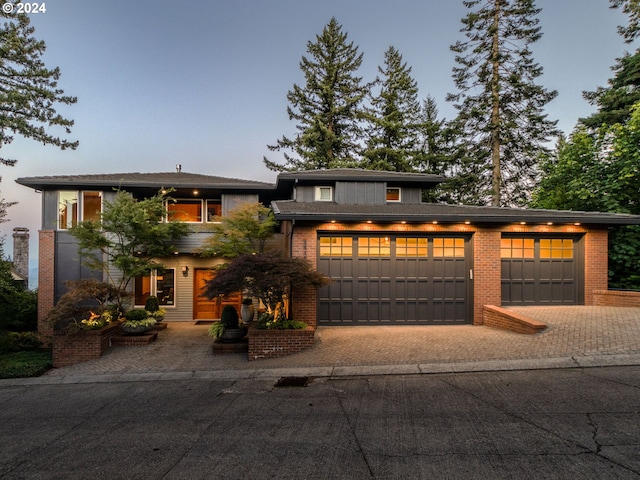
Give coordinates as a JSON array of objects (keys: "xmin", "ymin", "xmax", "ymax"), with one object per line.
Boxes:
[{"xmin": 0, "ymin": 350, "xmax": 53, "ymax": 379}]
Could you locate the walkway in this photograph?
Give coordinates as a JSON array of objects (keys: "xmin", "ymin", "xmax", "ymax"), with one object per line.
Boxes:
[{"xmin": 7, "ymin": 306, "xmax": 640, "ymax": 384}]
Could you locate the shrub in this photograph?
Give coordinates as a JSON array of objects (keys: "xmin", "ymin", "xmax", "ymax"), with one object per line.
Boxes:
[
  {"xmin": 124, "ymin": 309, "xmax": 149, "ymax": 321},
  {"xmin": 144, "ymin": 295, "xmax": 160, "ymax": 312},
  {"xmin": 220, "ymin": 305, "xmax": 239, "ymax": 329},
  {"xmin": 0, "ymin": 331, "xmax": 43, "ymax": 353},
  {"xmin": 256, "ymin": 312, "xmax": 307, "ymax": 330},
  {"xmin": 242, "ymin": 297, "xmax": 253, "ymax": 305}
]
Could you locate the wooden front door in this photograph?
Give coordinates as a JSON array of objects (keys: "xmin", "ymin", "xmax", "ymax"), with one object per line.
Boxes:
[{"xmin": 193, "ymin": 268, "xmax": 242, "ymax": 320}]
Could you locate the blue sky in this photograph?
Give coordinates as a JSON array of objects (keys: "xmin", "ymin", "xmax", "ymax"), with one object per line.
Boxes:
[{"xmin": 0, "ymin": 0, "xmax": 632, "ymax": 264}]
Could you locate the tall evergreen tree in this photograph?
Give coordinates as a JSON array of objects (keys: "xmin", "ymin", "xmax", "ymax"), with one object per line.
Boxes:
[
  {"xmin": 0, "ymin": 4, "xmax": 77, "ymax": 167},
  {"xmin": 610, "ymin": 0, "xmax": 640, "ymax": 43},
  {"xmin": 362, "ymin": 46, "xmax": 421, "ymax": 172},
  {"xmin": 447, "ymin": 0, "xmax": 559, "ymax": 206},
  {"xmin": 582, "ymin": 50, "xmax": 640, "ymax": 128},
  {"xmin": 264, "ymin": 18, "xmax": 369, "ymax": 171}
]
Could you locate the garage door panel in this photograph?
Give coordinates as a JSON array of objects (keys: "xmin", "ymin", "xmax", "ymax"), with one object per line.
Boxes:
[
  {"xmin": 318, "ymin": 235, "xmax": 469, "ymax": 325},
  {"xmin": 502, "ymin": 236, "xmax": 580, "ymax": 306}
]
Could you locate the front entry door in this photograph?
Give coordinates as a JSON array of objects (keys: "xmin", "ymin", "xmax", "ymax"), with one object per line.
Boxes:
[{"xmin": 193, "ymin": 268, "xmax": 242, "ymax": 320}]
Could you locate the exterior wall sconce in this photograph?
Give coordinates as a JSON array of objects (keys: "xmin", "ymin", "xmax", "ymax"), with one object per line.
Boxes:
[{"xmin": 181, "ymin": 265, "xmax": 189, "ymax": 277}]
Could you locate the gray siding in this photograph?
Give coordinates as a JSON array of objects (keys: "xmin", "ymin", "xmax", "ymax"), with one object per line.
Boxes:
[
  {"xmin": 336, "ymin": 182, "xmax": 386, "ymax": 205},
  {"xmin": 222, "ymin": 194, "xmax": 258, "ymax": 215},
  {"xmin": 54, "ymin": 231, "xmax": 102, "ymax": 301},
  {"xmin": 401, "ymin": 188, "xmax": 423, "ymax": 204},
  {"xmin": 43, "ymin": 190, "xmax": 58, "ymax": 230}
]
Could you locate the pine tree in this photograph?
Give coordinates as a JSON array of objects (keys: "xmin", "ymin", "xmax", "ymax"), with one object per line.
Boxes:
[
  {"xmin": 582, "ymin": 50, "xmax": 640, "ymax": 128},
  {"xmin": 447, "ymin": 0, "xmax": 559, "ymax": 206},
  {"xmin": 264, "ymin": 18, "xmax": 369, "ymax": 171},
  {"xmin": 362, "ymin": 46, "xmax": 421, "ymax": 172},
  {"xmin": 0, "ymin": 4, "xmax": 77, "ymax": 167},
  {"xmin": 610, "ymin": 0, "xmax": 640, "ymax": 43}
]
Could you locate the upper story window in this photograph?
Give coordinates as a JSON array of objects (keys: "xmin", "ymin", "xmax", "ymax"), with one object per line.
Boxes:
[
  {"xmin": 386, "ymin": 187, "xmax": 401, "ymax": 202},
  {"xmin": 206, "ymin": 200, "xmax": 222, "ymax": 222},
  {"xmin": 167, "ymin": 199, "xmax": 202, "ymax": 222},
  {"xmin": 167, "ymin": 199, "xmax": 222, "ymax": 223},
  {"xmin": 58, "ymin": 191, "xmax": 102, "ymax": 229},
  {"xmin": 315, "ymin": 186, "xmax": 333, "ymax": 202}
]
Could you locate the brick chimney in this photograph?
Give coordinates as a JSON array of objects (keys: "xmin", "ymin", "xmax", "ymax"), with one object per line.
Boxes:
[{"xmin": 12, "ymin": 227, "xmax": 29, "ymax": 286}]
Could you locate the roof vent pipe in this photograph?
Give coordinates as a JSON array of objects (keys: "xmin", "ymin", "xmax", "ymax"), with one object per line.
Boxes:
[{"xmin": 176, "ymin": 164, "xmax": 182, "ymax": 173}]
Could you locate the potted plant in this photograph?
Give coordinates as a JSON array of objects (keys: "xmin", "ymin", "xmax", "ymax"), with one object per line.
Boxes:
[
  {"xmin": 208, "ymin": 305, "xmax": 247, "ymax": 343},
  {"xmin": 144, "ymin": 295, "xmax": 166, "ymax": 322},
  {"xmin": 121, "ymin": 308, "xmax": 157, "ymax": 335},
  {"xmin": 241, "ymin": 297, "xmax": 254, "ymax": 323}
]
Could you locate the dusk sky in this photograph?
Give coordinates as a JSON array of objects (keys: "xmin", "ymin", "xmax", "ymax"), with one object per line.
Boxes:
[{"xmin": 0, "ymin": 0, "xmax": 633, "ymax": 265}]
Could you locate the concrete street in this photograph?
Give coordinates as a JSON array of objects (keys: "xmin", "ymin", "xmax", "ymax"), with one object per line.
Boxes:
[
  {"xmin": 2, "ymin": 306, "xmax": 640, "ymax": 478},
  {"xmin": 1, "ymin": 366, "xmax": 639, "ymax": 479}
]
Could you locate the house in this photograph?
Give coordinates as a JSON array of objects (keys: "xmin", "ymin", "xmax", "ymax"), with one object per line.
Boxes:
[
  {"xmin": 16, "ymin": 170, "xmax": 279, "ymax": 335},
  {"xmin": 16, "ymin": 168, "xmax": 640, "ymax": 336}
]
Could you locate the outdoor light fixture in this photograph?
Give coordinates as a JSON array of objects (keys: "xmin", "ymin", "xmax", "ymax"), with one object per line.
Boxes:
[{"xmin": 181, "ymin": 265, "xmax": 189, "ymax": 277}]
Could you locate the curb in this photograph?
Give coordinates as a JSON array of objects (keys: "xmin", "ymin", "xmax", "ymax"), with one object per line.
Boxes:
[{"xmin": 3, "ymin": 353, "xmax": 640, "ymax": 386}]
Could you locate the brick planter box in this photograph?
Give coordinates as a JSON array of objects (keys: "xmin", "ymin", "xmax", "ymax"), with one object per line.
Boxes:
[
  {"xmin": 52, "ymin": 322, "xmax": 121, "ymax": 368},
  {"xmin": 247, "ymin": 325, "xmax": 315, "ymax": 361}
]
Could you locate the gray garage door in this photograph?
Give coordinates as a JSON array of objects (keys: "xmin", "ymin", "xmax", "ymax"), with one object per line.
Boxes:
[
  {"xmin": 501, "ymin": 236, "xmax": 583, "ymax": 305},
  {"xmin": 317, "ymin": 235, "xmax": 470, "ymax": 325}
]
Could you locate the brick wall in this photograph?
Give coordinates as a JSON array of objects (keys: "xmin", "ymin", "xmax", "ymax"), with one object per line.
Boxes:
[
  {"xmin": 247, "ymin": 326, "xmax": 315, "ymax": 360},
  {"xmin": 483, "ymin": 305, "xmax": 547, "ymax": 334},
  {"xmin": 38, "ymin": 230, "xmax": 56, "ymax": 338},
  {"xmin": 52, "ymin": 323, "xmax": 120, "ymax": 368},
  {"xmin": 584, "ymin": 229, "xmax": 609, "ymax": 305},
  {"xmin": 593, "ymin": 289, "xmax": 640, "ymax": 307},
  {"xmin": 472, "ymin": 228, "xmax": 502, "ymax": 325}
]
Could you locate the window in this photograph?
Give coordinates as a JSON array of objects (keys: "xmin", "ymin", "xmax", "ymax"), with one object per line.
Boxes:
[
  {"xmin": 396, "ymin": 238, "xmax": 428, "ymax": 257},
  {"xmin": 540, "ymin": 239, "xmax": 574, "ymax": 259},
  {"xmin": 206, "ymin": 200, "xmax": 222, "ymax": 222},
  {"xmin": 358, "ymin": 237, "xmax": 391, "ymax": 257},
  {"xmin": 433, "ymin": 238, "xmax": 465, "ymax": 257},
  {"xmin": 134, "ymin": 269, "xmax": 175, "ymax": 307},
  {"xmin": 315, "ymin": 186, "xmax": 333, "ymax": 201},
  {"xmin": 319, "ymin": 236, "xmax": 353, "ymax": 257},
  {"xmin": 59, "ymin": 191, "xmax": 78, "ymax": 229},
  {"xmin": 82, "ymin": 191, "xmax": 102, "ymax": 222},
  {"xmin": 501, "ymin": 238, "xmax": 534, "ymax": 259},
  {"xmin": 386, "ymin": 187, "xmax": 401, "ymax": 202},
  {"xmin": 167, "ymin": 199, "xmax": 203, "ymax": 222},
  {"xmin": 58, "ymin": 190, "xmax": 102, "ymax": 229}
]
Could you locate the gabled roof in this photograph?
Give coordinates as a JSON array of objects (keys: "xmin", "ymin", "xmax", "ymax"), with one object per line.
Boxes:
[
  {"xmin": 16, "ymin": 172, "xmax": 276, "ymax": 191},
  {"xmin": 275, "ymin": 168, "xmax": 444, "ymax": 190},
  {"xmin": 271, "ymin": 200, "xmax": 640, "ymax": 226}
]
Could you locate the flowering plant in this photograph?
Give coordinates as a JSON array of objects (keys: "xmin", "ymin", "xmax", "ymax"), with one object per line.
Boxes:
[
  {"xmin": 146, "ymin": 308, "xmax": 166, "ymax": 320},
  {"xmin": 79, "ymin": 310, "xmax": 113, "ymax": 330}
]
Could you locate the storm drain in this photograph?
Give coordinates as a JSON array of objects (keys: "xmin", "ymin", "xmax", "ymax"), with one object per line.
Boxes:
[{"xmin": 274, "ymin": 376, "xmax": 312, "ymax": 388}]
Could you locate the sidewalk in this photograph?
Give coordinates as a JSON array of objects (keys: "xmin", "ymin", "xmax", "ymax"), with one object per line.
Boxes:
[{"xmin": 4, "ymin": 306, "xmax": 640, "ymax": 385}]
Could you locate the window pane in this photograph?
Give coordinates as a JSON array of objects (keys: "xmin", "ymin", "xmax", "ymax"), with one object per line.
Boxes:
[
  {"xmin": 82, "ymin": 191, "xmax": 102, "ymax": 222},
  {"xmin": 501, "ymin": 238, "xmax": 534, "ymax": 258},
  {"xmin": 58, "ymin": 191, "xmax": 78, "ymax": 229},
  {"xmin": 319, "ymin": 237, "xmax": 352, "ymax": 256},
  {"xmin": 156, "ymin": 270, "xmax": 175, "ymax": 305},
  {"xmin": 168, "ymin": 200, "xmax": 202, "ymax": 222},
  {"xmin": 434, "ymin": 238, "xmax": 464, "ymax": 257},
  {"xmin": 206, "ymin": 201, "xmax": 221, "ymax": 222},
  {"xmin": 397, "ymin": 238, "xmax": 428, "ymax": 257},
  {"xmin": 540, "ymin": 238, "xmax": 573, "ymax": 259},
  {"xmin": 386, "ymin": 188, "xmax": 401, "ymax": 202},
  {"xmin": 358, "ymin": 237, "xmax": 390, "ymax": 257},
  {"xmin": 316, "ymin": 187, "xmax": 332, "ymax": 201}
]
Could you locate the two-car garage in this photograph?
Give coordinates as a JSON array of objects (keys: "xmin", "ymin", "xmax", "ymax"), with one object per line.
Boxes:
[{"xmin": 316, "ymin": 232, "xmax": 584, "ymax": 325}]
